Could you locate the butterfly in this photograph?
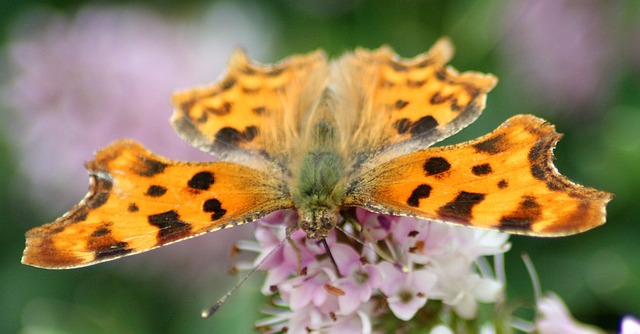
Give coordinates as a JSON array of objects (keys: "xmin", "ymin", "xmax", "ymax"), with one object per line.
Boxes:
[{"xmin": 22, "ymin": 38, "xmax": 613, "ymax": 269}]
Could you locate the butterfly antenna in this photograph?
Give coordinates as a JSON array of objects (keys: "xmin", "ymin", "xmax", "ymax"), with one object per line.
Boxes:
[{"xmin": 201, "ymin": 228, "xmax": 295, "ymax": 318}]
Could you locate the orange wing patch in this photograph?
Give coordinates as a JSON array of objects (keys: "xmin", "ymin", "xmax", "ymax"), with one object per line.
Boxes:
[
  {"xmin": 171, "ymin": 49, "xmax": 328, "ymax": 159},
  {"xmin": 346, "ymin": 115, "xmax": 613, "ymax": 236},
  {"xmin": 22, "ymin": 140, "xmax": 293, "ymax": 268},
  {"xmin": 337, "ymin": 39, "xmax": 497, "ymax": 156}
]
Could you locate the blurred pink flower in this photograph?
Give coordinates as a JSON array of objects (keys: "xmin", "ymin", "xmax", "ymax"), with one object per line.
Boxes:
[
  {"xmin": 500, "ymin": 0, "xmax": 620, "ymax": 118},
  {"xmin": 3, "ymin": 3, "xmax": 274, "ymax": 213},
  {"xmin": 536, "ymin": 293, "xmax": 604, "ymax": 334}
]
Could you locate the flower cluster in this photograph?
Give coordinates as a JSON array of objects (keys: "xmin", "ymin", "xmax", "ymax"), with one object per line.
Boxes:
[{"xmin": 235, "ymin": 209, "xmax": 511, "ymax": 333}]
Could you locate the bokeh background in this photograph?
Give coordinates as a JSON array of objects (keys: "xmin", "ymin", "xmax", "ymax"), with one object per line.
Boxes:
[{"xmin": 1, "ymin": 0, "xmax": 638, "ymax": 333}]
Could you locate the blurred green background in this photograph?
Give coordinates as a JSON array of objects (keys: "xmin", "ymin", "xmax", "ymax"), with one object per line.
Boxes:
[{"xmin": 1, "ymin": 0, "xmax": 638, "ymax": 333}]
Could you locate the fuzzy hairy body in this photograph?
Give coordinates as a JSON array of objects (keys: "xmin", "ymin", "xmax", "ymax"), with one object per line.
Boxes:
[{"xmin": 292, "ymin": 114, "xmax": 346, "ymax": 237}]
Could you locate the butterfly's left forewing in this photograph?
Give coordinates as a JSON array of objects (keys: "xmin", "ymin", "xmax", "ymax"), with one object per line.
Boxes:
[
  {"xmin": 22, "ymin": 140, "xmax": 293, "ymax": 268},
  {"xmin": 345, "ymin": 115, "xmax": 613, "ymax": 236}
]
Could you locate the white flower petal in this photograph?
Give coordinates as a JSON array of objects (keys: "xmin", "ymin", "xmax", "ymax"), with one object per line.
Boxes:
[
  {"xmin": 621, "ymin": 316, "xmax": 640, "ymax": 334},
  {"xmin": 430, "ymin": 325, "xmax": 454, "ymax": 334},
  {"xmin": 472, "ymin": 277, "xmax": 503, "ymax": 302}
]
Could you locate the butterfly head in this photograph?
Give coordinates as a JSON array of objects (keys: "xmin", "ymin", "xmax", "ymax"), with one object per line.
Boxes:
[{"xmin": 297, "ymin": 206, "xmax": 340, "ymax": 239}]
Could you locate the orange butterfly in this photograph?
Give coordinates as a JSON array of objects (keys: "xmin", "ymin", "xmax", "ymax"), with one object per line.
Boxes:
[{"xmin": 22, "ymin": 39, "xmax": 613, "ymax": 269}]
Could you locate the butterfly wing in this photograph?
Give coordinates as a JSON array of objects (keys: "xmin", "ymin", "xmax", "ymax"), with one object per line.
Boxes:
[
  {"xmin": 22, "ymin": 140, "xmax": 293, "ymax": 268},
  {"xmin": 171, "ymin": 49, "xmax": 328, "ymax": 164},
  {"xmin": 345, "ymin": 115, "xmax": 613, "ymax": 236},
  {"xmin": 332, "ymin": 38, "xmax": 497, "ymax": 164}
]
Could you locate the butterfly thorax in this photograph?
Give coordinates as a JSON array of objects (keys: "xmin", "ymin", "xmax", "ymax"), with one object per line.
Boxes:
[{"xmin": 292, "ymin": 103, "xmax": 346, "ymax": 238}]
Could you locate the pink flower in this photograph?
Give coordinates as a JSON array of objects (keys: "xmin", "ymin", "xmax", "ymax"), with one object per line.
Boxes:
[
  {"xmin": 333, "ymin": 244, "xmax": 382, "ymax": 314},
  {"xmin": 536, "ymin": 293, "xmax": 604, "ymax": 334},
  {"xmin": 378, "ymin": 261, "xmax": 437, "ymax": 321},
  {"xmin": 355, "ymin": 208, "xmax": 391, "ymax": 240},
  {"xmin": 328, "ymin": 308, "xmax": 374, "ymax": 334},
  {"xmin": 279, "ymin": 263, "xmax": 338, "ymax": 311}
]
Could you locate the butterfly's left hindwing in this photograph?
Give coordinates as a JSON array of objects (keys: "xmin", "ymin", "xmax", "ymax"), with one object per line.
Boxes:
[
  {"xmin": 345, "ymin": 115, "xmax": 613, "ymax": 236},
  {"xmin": 22, "ymin": 140, "xmax": 293, "ymax": 269}
]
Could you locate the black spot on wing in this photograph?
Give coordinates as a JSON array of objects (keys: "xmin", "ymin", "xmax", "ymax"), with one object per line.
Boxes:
[
  {"xmin": 529, "ymin": 140, "xmax": 553, "ymax": 181},
  {"xmin": 148, "ymin": 210, "xmax": 192, "ymax": 244},
  {"xmin": 86, "ymin": 176, "xmax": 112, "ymax": 209},
  {"xmin": 215, "ymin": 127, "xmax": 243, "ymax": 146},
  {"xmin": 128, "ymin": 203, "xmax": 139, "ymax": 212},
  {"xmin": 527, "ymin": 138, "xmax": 575, "ymax": 193},
  {"xmin": 424, "ymin": 157, "xmax": 451, "ymax": 176},
  {"xmin": 265, "ymin": 67, "xmax": 285, "ymax": 77},
  {"xmin": 93, "ymin": 242, "xmax": 132, "ymax": 260},
  {"xmin": 410, "ymin": 116, "xmax": 438, "ymax": 137},
  {"xmin": 379, "ymin": 80, "xmax": 395, "ymax": 88},
  {"xmin": 195, "ymin": 111, "xmax": 208, "ymax": 123},
  {"xmin": 430, "ymin": 92, "xmax": 448, "ymax": 104},
  {"xmin": 145, "ymin": 185, "xmax": 167, "ymax": 197},
  {"xmin": 241, "ymin": 66, "xmax": 256, "ymax": 75},
  {"xmin": 204, "ymin": 102, "xmax": 232, "ymax": 116},
  {"xmin": 394, "ymin": 118, "xmax": 411, "ymax": 134},
  {"xmin": 407, "ymin": 79, "xmax": 426, "ymax": 88},
  {"xmin": 471, "ymin": 163, "xmax": 493, "ymax": 176},
  {"xmin": 407, "ymin": 184, "xmax": 432, "ymax": 207},
  {"xmin": 415, "ymin": 58, "xmax": 433, "ymax": 68},
  {"xmin": 252, "ymin": 106, "xmax": 266, "ymax": 115},
  {"xmin": 497, "ymin": 179, "xmax": 508, "ymax": 189},
  {"xmin": 214, "ymin": 126, "xmax": 260, "ymax": 147},
  {"xmin": 89, "ymin": 224, "xmax": 133, "ymax": 261},
  {"xmin": 437, "ymin": 191, "xmax": 485, "ymax": 223},
  {"xmin": 179, "ymin": 100, "xmax": 196, "ymax": 117},
  {"xmin": 450, "ymin": 99, "xmax": 461, "ymax": 112},
  {"xmin": 203, "ymin": 199, "xmax": 227, "ymax": 221},
  {"xmin": 499, "ymin": 196, "xmax": 541, "ymax": 231},
  {"xmin": 67, "ymin": 207, "xmax": 89, "ymax": 223},
  {"xmin": 137, "ymin": 158, "xmax": 168, "ymax": 177},
  {"xmin": 188, "ymin": 171, "xmax": 215, "ymax": 190},
  {"xmin": 435, "ymin": 68, "xmax": 447, "ymax": 81},
  {"xmin": 242, "ymin": 87, "xmax": 260, "ymax": 94},
  {"xmin": 473, "ymin": 133, "xmax": 508, "ymax": 154},
  {"xmin": 395, "ymin": 99, "xmax": 409, "ymax": 110},
  {"xmin": 221, "ymin": 77, "xmax": 236, "ymax": 91},
  {"xmin": 389, "ymin": 61, "xmax": 409, "ymax": 72},
  {"xmin": 91, "ymin": 227, "xmax": 110, "ymax": 237},
  {"xmin": 244, "ymin": 126, "xmax": 259, "ymax": 141}
]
